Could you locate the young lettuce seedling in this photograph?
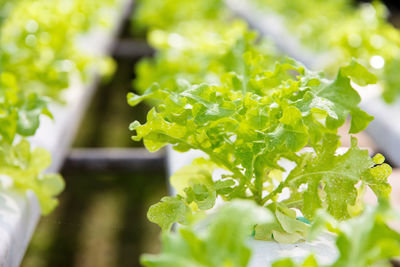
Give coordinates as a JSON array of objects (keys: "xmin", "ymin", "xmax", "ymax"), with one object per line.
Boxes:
[{"xmin": 273, "ymin": 200, "xmax": 400, "ymax": 267}]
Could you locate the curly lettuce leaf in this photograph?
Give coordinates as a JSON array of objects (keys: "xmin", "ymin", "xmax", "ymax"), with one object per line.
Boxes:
[
  {"xmin": 148, "ymin": 158, "xmax": 236, "ymax": 231},
  {"xmin": 282, "ymin": 137, "xmax": 391, "ymax": 220}
]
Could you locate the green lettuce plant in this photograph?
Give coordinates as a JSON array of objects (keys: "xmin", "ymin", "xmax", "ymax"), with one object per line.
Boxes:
[
  {"xmin": 130, "ymin": 55, "xmax": 391, "ymax": 241},
  {"xmin": 131, "ymin": 0, "xmax": 397, "ymax": 265}
]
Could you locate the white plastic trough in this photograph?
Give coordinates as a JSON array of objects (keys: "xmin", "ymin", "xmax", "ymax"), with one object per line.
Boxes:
[
  {"xmin": 0, "ymin": 1, "xmax": 132, "ymax": 266},
  {"xmin": 225, "ymin": 0, "xmax": 400, "ymax": 167},
  {"xmin": 166, "ymin": 147, "xmax": 338, "ymax": 266},
  {"xmin": 360, "ymin": 90, "xmax": 400, "ymax": 167}
]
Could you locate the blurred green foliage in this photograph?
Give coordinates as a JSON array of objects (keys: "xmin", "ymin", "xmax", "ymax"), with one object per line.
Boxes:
[
  {"xmin": 0, "ymin": 0, "xmax": 121, "ymax": 213},
  {"xmin": 253, "ymin": 0, "xmax": 400, "ymax": 102}
]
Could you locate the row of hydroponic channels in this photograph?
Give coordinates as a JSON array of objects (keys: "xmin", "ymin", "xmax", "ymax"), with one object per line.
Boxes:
[
  {"xmin": 1, "ymin": 0, "xmax": 400, "ymax": 266},
  {"xmin": 0, "ymin": 0, "xmax": 122, "ymax": 213},
  {"xmin": 0, "ymin": 0, "xmax": 129, "ymax": 266},
  {"xmin": 130, "ymin": 0, "xmax": 400, "ymax": 266}
]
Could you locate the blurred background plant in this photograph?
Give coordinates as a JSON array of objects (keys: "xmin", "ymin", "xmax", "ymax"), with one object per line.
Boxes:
[{"xmin": 20, "ymin": 14, "xmax": 167, "ymax": 267}]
